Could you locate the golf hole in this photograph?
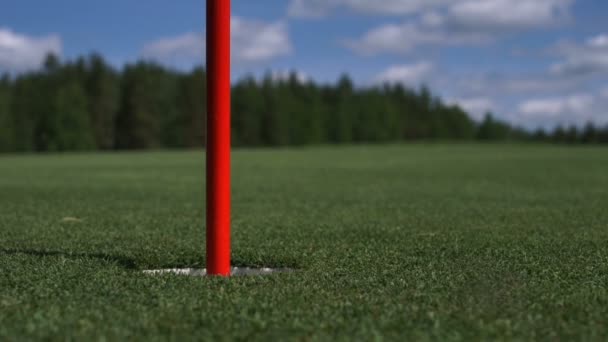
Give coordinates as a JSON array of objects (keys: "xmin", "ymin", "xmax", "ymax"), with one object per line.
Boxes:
[{"xmin": 143, "ymin": 267, "xmax": 294, "ymax": 277}]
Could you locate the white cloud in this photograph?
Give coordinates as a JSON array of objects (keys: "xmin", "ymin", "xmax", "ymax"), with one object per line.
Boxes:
[
  {"xmin": 288, "ymin": 0, "xmax": 451, "ymax": 18},
  {"xmin": 550, "ymin": 33, "xmax": 608, "ymax": 77},
  {"xmin": 519, "ymin": 94, "xmax": 594, "ymax": 118},
  {"xmin": 289, "ymin": 0, "xmax": 573, "ymax": 29},
  {"xmin": 231, "ymin": 18, "xmax": 292, "ymax": 62},
  {"xmin": 587, "ymin": 34, "xmax": 608, "ymax": 48},
  {"xmin": 512, "ymin": 92, "xmax": 608, "ymax": 127},
  {"xmin": 142, "ymin": 17, "xmax": 291, "ymax": 65},
  {"xmin": 444, "ymin": 68, "xmax": 596, "ymax": 99},
  {"xmin": 502, "ymin": 77, "xmax": 576, "ymax": 94},
  {"xmin": 374, "ymin": 62, "xmax": 433, "ymax": 85},
  {"xmin": 343, "ymin": 0, "xmax": 573, "ymax": 55},
  {"xmin": 142, "ymin": 33, "xmax": 204, "ymax": 61},
  {"xmin": 444, "ymin": 0, "xmax": 572, "ymax": 32},
  {"xmin": 434, "ymin": 66, "xmax": 608, "ymax": 127},
  {"xmin": 345, "ymin": 22, "xmax": 487, "ymax": 55},
  {"xmin": 288, "ymin": 0, "xmax": 336, "ymax": 18},
  {"xmin": 0, "ymin": 28, "xmax": 62, "ymax": 72}
]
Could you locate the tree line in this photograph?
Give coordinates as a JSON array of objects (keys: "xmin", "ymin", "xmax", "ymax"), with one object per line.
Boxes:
[{"xmin": 1, "ymin": 54, "xmax": 607, "ymax": 153}]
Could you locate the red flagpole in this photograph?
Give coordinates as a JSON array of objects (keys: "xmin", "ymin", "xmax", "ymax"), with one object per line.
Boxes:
[{"xmin": 206, "ymin": 0, "xmax": 231, "ymax": 276}]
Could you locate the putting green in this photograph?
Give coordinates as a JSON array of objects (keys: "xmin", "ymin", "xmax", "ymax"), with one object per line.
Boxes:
[{"xmin": 1, "ymin": 144, "xmax": 608, "ymax": 340}]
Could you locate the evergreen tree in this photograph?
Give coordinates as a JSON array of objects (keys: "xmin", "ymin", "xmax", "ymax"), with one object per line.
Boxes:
[
  {"xmin": 116, "ymin": 62, "xmax": 178, "ymax": 149},
  {"xmin": 232, "ymin": 76, "xmax": 263, "ymax": 146},
  {"xmin": 532, "ymin": 128, "xmax": 548, "ymax": 142},
  {"xmin": 0, "ymin": 75, "xmax": 14, "ymax": 152},
  {"xmin": 10, "ymin": 73, "xmax": 51, "ymax": 152},
  {"xmin": 85, "ymin": 54, "xmax": 120, "ymax": 149},
  {"xmin": 1, "ymin": 52, "xmax": 607, "ymax": 153},
  {"xmin": 476, "ymin": 113, "xmax": 511, "ymax": 141},
  {"xmin": 440, "ymin": 105, "xmax": 476, "ymax": 140},
  {"xmin": 49, "ymin": 81, "xmax": 95, "ymax": 151},
  {"xmin": 177, "ymin": 67, "xmax": 207, "ymax": 148},
  {"xmin": 327, "ymin": 75, "xmax": 354, "ymax": 143},
  {"xmin": 565, "ymin": 125, "xmax": 579, "ymax": 144},
  {"xmin": 259, "ymin": 74, "xmax": 289, "ymax": 146},
  {"xmin": 598, "ymin": 125, "xmax": 608, "ymax": 144},
  {"xmin": 299, "ymin": 80, "xmax": 325, "ymax": 144},
  {"xmin": 581, "ymin": 122, "xmax": 598, "ymax": 144},
  {"xmin": 552, "ymin": 125, "xmax": 567, "ymax": 143}
]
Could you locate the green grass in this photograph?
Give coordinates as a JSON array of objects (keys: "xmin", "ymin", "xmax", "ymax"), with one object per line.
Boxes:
[{"xmin": 1, "ymin": 144, "xmax": 608, "ymax": 340}]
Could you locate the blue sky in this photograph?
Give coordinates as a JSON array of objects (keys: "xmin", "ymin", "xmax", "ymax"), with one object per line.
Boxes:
[{"xmin": 1, "ymin": 0, "xmax": 607, "ymax": 128}]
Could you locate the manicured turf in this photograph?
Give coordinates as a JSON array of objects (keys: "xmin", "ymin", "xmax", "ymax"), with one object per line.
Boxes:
[{"xmin": 1, "ymin": 144, "xmax": 608, "ymax": 340}]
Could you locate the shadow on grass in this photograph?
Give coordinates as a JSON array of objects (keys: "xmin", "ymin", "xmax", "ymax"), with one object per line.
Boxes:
[
  {"xmin": 0, "ymin": 249, "xmax": 301, "ymax": 271},
  {"xmin": 0, "ymin": 248, "xmax": 138, "ymax": 269},
  {"xmin": 230, "ymin": 253, "xmax": 302, "ymax": 270}
]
